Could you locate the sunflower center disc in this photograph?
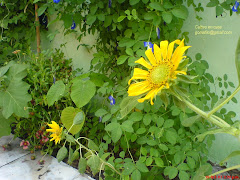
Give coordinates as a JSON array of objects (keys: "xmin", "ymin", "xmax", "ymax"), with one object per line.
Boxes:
[{"xmin": 150, "ymin": 64, "xmax": 169, "ymax": 85}]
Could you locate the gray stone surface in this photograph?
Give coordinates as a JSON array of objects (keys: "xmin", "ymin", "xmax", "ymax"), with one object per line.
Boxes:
[{"xmin": 0, "ymin": 135, "xmax": 94, "ymax": 180}]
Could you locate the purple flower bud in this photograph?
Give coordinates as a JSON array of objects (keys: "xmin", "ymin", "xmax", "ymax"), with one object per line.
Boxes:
[
  {"xmin": 108, "ymin": 95, "xmax": 116, "ymax": 105},
  {"xmin": 71, "ymin": 21, "xmax": 76, "ymax": 29},
  {"xmin": 144, "ymin": 42, "xmax": 154, "ymax": 53},
  {"xmin": 53, "ymin": 0, "xmax": 61, "ymax": 3},
  {"xmin": 53, "ymin": 77, "xmax": 56, "ymax": 84},
  {"xmin": 156, "ymin": 27, "xmax": 160, "ymax": 39},
  {"xmin": 232, "ymin": 1, "xmax": 239, "ymax": 12},
  {"xmin": 99, "ymin": 117, "xmax": 102, "ymax": 122},
  {"xmin": 108, "ymin": 0, "xmax": 112, "ymax": 8}
]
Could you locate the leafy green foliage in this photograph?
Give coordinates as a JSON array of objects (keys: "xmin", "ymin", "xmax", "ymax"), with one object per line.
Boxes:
[
  {"xmin": 0, "ymin": 110, "xmax": 15, "ymax": 138},
  {"xmin": 47, "ymin": 80, "xmax": 65, "ymax": 106}
]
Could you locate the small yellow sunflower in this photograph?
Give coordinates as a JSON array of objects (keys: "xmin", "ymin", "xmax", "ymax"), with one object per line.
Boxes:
[
  {"xmin": 46, "ymin": 121, "xmax": 63, "ymax": 145},
  {"xmin": 128, "ymin": 39, "xmax": 191, "ymax": 105}
]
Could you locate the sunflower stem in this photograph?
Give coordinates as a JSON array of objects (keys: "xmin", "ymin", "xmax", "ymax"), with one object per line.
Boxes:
[
  {"xmin": 207, "ymin": 85, "xmax": 240, "ymax": 118},
  {"xmin": 181, "ymin": 98, "xmax": 229, "ymax": 128}
]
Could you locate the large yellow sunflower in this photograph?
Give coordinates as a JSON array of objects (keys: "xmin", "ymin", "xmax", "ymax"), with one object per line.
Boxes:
[
  {"xmin": 46, "ymin": 121, "xmax": 63, "ymax": 145},
  {"xmin": 128, "ymin": 39, "xmax": 191, "ymax": 105}
]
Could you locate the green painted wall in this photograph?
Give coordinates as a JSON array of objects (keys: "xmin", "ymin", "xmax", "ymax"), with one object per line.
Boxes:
[
  {"xmin": 181, "ymin": 1, "xmax": 240, "ymax": 167},
  {"xmin": 39, "ymin": 2, "xmax": 240, "ymax": 167}
]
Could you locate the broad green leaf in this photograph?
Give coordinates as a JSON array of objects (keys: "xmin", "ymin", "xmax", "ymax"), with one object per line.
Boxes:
[
  {"xmin": 117, "ymin": 55, "xmax": 129, "ymax": 65},
  {"xmin": 181, "ymin": 115, "xmax": 201, "ymax": 127},
  {"xmin": 146, "ymin": 157, "xmax": 153, "ymax": 166},
  {"xmin": 121, "ymin": 120, "xmax": 134, "ymax": 133},
  {"xmin": 206, "ymin": 0, "xmax": 219, "ymax": 7},
  {"xmin": 57, "ymin": 146, "xmax": 68, "ymax": 162},
  {"xmin": 123, "ymin": 162, "xmax": 136, "ymax": 175},
  {"xmin": 155, "ymin": 158, "xmax": 164, "ymax": 167},
  {"xmin": 61, "ymin": 14, "xmax": 73, "ymax": 29},
  {"xmin": 193, "ymin": 165, "xmax": 212, "ymax": 180},
  {"xmin": 105, "ymin": 122, "xmax": 120, "ymax": 131},
  {"xmin": 86, "ymin": 15, "xmax": 97, "ymax": 25},
  {"xmin": 235, "ymin": 37, "xmax": 240, "ymax": 84},
  {"xmin": 149, "ymin": 2, "xmax": 164, "ymax": 11},
  {"xmin": 104, "ymin": 15, "xmax": 112, "ymax": 27},
  {"xmin": 179, "ymin": 171, "xmax": 190, "ymax": 180},
  {"xmin": 73, "ymin": 111, "xmax": 85, "ymax": 125},
  {"xmin": 87, "ymin": 155, "xmax": 100, "ymax": 175},
  {"xmin": 118, "ymin": 38, "xmax": 136, "ymax": 48},
  {"xmin": 1, "ymin": 79, "xmax": 31, "ymax": 119},
  {"xmin": 65, "ymin": 134, "xmax": 75, "ymax": 143},
  {"xmin": 130, "ymin": 0, "xmax": 140, "ymax": 5},
  {"xmin": 120, "ymin": 95, "xmax": 142, "ymax": 119},
  {"xmin": 0, "ymin": 61, "xmax": 15, "ymax": 77},
  {"xmin": 112, "ymin": 125, "xmax": 122, "ymax": 142},
  {"xmin": 0, "ymin": 111, "xmax": 15, "ymax": 138},
  {"xmin": 47, "ymin": 80, "xmax": 65, "ymax": 106},
  {"xmin": 144, "ymin": 12, "xmax": 156, "ymax": 20},
  {"xmin": 143, "ymin": 114, "xmax": 151, "ymax": 126},
  {"xmin": 162, "ymin": 11, "xmax": 172, "ymax": 24},
  {"xmin": 71, "ymin": 79, "xmax": 96, "ymax": 108},
  {"xmin": 216, "ymin": 5, "xmax": 223, "ymax": 16},
  {"xmin": 166, "ymin": 130, "xmax": 177, "ymax": 145},
  {"xmin": 95, "ymin": 108, "xmax": 108, "ymax": 117},
  {"xmin": 172, "ymin": 6, "xmax": 188, "ymax": 20},
  {"xmin": 117, "ymin": 16, "xmax": 126, "ymax": 22},
  {"xmin": 164, "ymin": 166, "xmax": 178, "ymax": 180},
  {"xmin": 61, "ymin": 107, "xmax": 85, "ymax": 135},
  {"xmin": 131, "ymin": 169, "xmax": 141, "ymax": 180},
  {"xmin": 88, "ymin": 139, "xmax": 99, "ymax": 151},
  {"xmin": 187, "ymin": 156, "xmax": 195, "ymax": 169},
  {"xmin": 219, "ymin": 151, "xmax": 240, "ymax": 165},
  {"xmin": 38, "ymin": 4, "xmax": 48, "ymax": 16},
  {"xmin": 78, "ymin": 158, "xmax": 87, "ymax": 174},
  {"xmin": 136, "ymin": 161, "xmax": 149, "ymax": 172}
]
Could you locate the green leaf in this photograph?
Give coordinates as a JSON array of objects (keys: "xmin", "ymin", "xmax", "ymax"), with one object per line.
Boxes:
[
  {"xmin": 146, "ymin": 156, "xmax": 153, "ymax": 166},
  {"xmin": 136, "ymin": 161, "xmax": 149, "ymax": 172},
  {"xmin": 0, "ymin": 79, "xmax": 31, "ymax": 119},
  {"xmin": 61, "ymin": 14, "xmax": 72, "ymax": 28},
  {"xmin": 144, "ymin": 12, "xmax": 156, "ymax": 20},
  {"xmin": 88, "ymin": 139, "xmax": 99, "ymax": 151},
  {"xmin": 216, "ymin": 5, "xmax": 223, "ymax": 16},
  {"xmin": 87, "ymin": 155, "xmax": 100, "ymax": 175},
  {"xmin": 206, "ymin": 0, "xmax": 219, "ymax": 7},
  {"xmin": 117, "ymin": 16, "xmax": 126, "ymax": 22},
  {"xmin": 0, "ymin": 61, "xmax": 15, "ymax": 77},
  {"xmin": 195, "ymin": 53, "xmax": 202, "ymax": 60},
  {"xmin": 38, "ymin": 4, "xmax": 48, "ymax": 16},
  {"xmin": 61, "ymin": 107, "xmax": 85, "ymax": 135},
  {"xmin": 164, "ymin": 166, "xmax": 178, "ymax": 179},
  {"xmin": 71, "ymin": 79, "xmax": 96, "ymax": 108},
  {"xmin": 0, "ymin": 111, "xmax": 15, "ymax": 138},
  {"xmin": 118, "ymin": 38, "xmax": 136, "ymax": 48},
  {"xmin": 47, "ymin": 80, "xmax": 65, "ymax": 106},
  {"xmin": 235, "ymin": 37, "xmax": 240, "ymax": 84},
  {"xmin": 143, "ymin": 114, "xmax": 151, "ymax": 126},
  {"xmin": 131, "ymin": 169, "xmax": 141, "ymax": 180},
  {"xmin": 219, "ymin": 151, "xmax": 240, "ymax": 165},
  {"xmin": 120, "ymin": 95, "xmax": 141, "ymax": 119},
  {"xmin": 130, "ymin": 0, "xmax": 140, "ymax": 6},
  {"xmin": 105, "ymin": 122, "xmax": 122, "ymax": 142},
  {"xmin": 65, "ymin": 134, "xmax": 75, "ymax": 143},
  {"xmin": 181, "ymin": 115, "xmax": 201, "ymax": 127},
  {"xmin": 117, "ymin": 55, "xmax": 129, "ymax": 65},
  {"xmin": 86, "ymin": 15, "xmax": 97, "ymax": 25},
  {"xmin": 149, "ymin": 2, "xmax": 164, "ymax": 11},
  {"xmin": 78, "ymin": 158, "xmax": 87, "ymax": 174},
  {"xmin": 193, "ymin": 165, "xmax": 212, "ymax": 180},
  {"xmin": 121, "ymin": 120, "xmax": 134, "ymax": 133},
  {"xmin": 73, "ymin": 111, "xmax": 85, "ymax": 125},
  {"xmin": 177, "ymin": 163, "xmax": 190, "ymax": 171},
  {"xmin": 166, "ymin": 130, "xmax": 177, "ymax": 145},
  {"xmin": 102, "ymin": 114, "xmax": 112, "ymax": 123},
  {"xmin": 104, "ymin": 15, "xmax": 112, "ymax": 27},
  {"xmin": 172, "ymin": 6, "xmax": 188, "ymax": 20},
  {"xmin": 162, "ymin": 11, "xmax": 172, "ymax": 24},
  {"xmin": 155, "ymin": 158, "xmax": 164, "ymax": 167},
  {"xmin": 123, "ymin": 162, "xmax": 136, "ymax": 175},
  {"xmin": 57, "ymin": 146, "xmax": 68, "ymax": 162},
  {"xmin": 187, "ymin": 156, "xmax": 195, "ymax": 169},
  {"xmin": 95, "ymin": 108, "xmax": 108, "ymax": 117},
  {"xmin": 179, "ymin": 171, "xmax": 190, "ymax": 180}
]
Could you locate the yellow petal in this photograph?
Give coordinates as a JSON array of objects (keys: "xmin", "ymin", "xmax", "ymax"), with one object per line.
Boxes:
[
  {"xmin": 138, "ymin": 87, "xmax": 163, "ymax": 105},
  {"xmin": 128, "ymin": 68, "xmax": 149, "ymax": 84},
  {"xmin": 174, "ymin": 70, "xmax": 187, "ymax": 75},
  {"xmin": 46, "ymin": 129, "xmax": 56, "ymax": 133},
  {"xmin": 154, "ymin": 44, "xmax": 162, "ymax": 63},
  {"xmin": 167, "ymin": 40, "xmax": 181, "ymax": 61},
  {"xmin": 128, "ymin": 81, "xmax": 151, "ymax": 96},
  {"xmin": 135, "ymin": 57, "xmax": 152, "ymax": 69},
  {"xmin": 160, "ymin": 40, "xmax": 169, "ymax": 61},
  {"xmin": 145, "ymin": 49, "xmax": 157, "ymax": 66},
  {"xmin": 172, "ymin": 46, "xmax": 191, "ymax": 71}
]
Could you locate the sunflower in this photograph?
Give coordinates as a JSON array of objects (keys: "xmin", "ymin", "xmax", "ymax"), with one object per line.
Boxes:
[
  {"xmin": 46, "ymin": 121, "xmax": 63, "ymax": 145},
  {"xmin": 128, "ymin": 39, "xmax": 191, "ymax": 105}
]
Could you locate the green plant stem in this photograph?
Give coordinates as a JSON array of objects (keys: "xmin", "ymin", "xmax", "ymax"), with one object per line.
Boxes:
[
  {"xmin": 207, "ymin": 164, "xmax": 240, "ymax": 177},
  {"xmin": 212, "ymin": 115, "xmax": 230, "ymax": 127},
  {"xmin": 207, "ymin": 85, "xmax": 240, "ymax": 117},
  {"xmin": 181, "ymin": 98, "xmax": 229, "ymax": 128}
]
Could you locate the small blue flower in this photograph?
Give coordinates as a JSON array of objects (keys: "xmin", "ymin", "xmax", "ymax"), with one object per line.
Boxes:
[
  {"xmin": 108, "ymin": 0, "xmax": 112, "ymax": 8},
  {"xmin": 53, "ymin": 0, "xmax": 61, "ymax": 3},
  {"xmin": 71, "ymin": 21, "xmax": 76, "ymax": 29},
  {"xmin": 108, "ymin": 95, "xmax": 116, "ymax": 105},
  {"xmin": 156, "ymin": 27, "xmax": 160, "ymax": 39},
  {"xmin": 144, "ymin": 42, "xmax": 154, "ymax": 53},
  {"xmin": 53, "ymin": 76, "xmax": 56, "ymax": 84},
  {"xmin": 232, "ymin": 1, "xmax": 239, "ymax": 12},
  {"xmin": 99, "ymin": 117, "xmax": 102, "ymax": 122}
]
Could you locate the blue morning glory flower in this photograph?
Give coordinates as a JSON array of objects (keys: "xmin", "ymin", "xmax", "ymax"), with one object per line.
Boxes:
[
  {"xmin": 232, "ymin": 1, "xmax": 239, "ymax": 12},
  {"xmin": 71, "ymin": 21, "xmax": 76, "ymax": 29},
  {"xmin": 108, "ymin": 95, "xmax": 116, "ymax": 105},
  {"xmin": 144, "ymin": 42, "xmax": 154, "ymax": 53},
  {"xmin": 53, "ymin": 0, "xmax": 61, "ymax": 3},
  {"xmin": 156, "ymin": 27, "xmax": 160, "ymax": 39},
  {"xmin": 108, "ymin": 0, "xmax": 112, "ymax": 8}
]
